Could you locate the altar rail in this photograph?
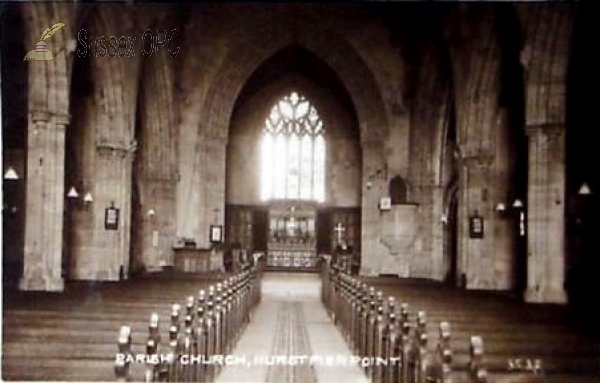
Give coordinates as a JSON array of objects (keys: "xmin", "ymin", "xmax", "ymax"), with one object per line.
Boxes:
[
  {"xmin": 321, "ymin": 262, "xmax": 543, "ymax": 383},
  {"xmin": 114, "ymin": 263, "xmax": 261, "ymax": 382}
]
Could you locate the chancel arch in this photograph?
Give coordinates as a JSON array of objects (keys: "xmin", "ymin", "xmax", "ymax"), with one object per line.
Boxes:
[
  {"xmin": 226, "ymin": 45, "xmax": 362, "ymax": 270},
  {"xmin": 181, "ymin": 13, "xmax": 390, "ymax": 259}
]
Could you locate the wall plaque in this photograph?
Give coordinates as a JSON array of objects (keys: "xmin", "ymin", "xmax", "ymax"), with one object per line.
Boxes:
[
  {"xmin": 105, "ymin": 203, "xmax": 119, "ymax": 230},
  {"xmin": 469, "ymin": 214, "xmax": 484, "ymax": 239}
]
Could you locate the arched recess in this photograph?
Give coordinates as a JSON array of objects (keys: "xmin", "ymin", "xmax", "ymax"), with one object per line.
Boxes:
[
  {"xmin": 226, "ymin": 45, "xmax": 360, "ymax": 206},
  {"xmin": 225, "ymin": 44, "xmax": 363, "ymax": 266},
  {"xmin": 185, "ymin": 14, "xmax": 389, "ymax": 255}
]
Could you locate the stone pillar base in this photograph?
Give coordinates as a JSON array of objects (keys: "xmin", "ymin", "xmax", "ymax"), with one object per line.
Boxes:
[
  {"xmin": 524, "ymin": 286, "xmax": 567, "ymax": 304},
  {"xmin": 466, "ymin": 278, "xmax": 498, "ymax": 290},
  {"xmin": 19, "ymin": 276, "xmax": 64, "ymax": 292},
  {"xmin": 358, "ymin": 267, "xmax": 378, "ymax": 277},
  {"xmin": 70, "ymin": 269, "xmax": 121, "ymax": 281}
]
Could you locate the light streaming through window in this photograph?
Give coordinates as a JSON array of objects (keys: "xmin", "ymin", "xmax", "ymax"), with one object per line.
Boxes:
[{"xmin": 261, "ymin": 91, "xmax": 325, "ymax": 202}]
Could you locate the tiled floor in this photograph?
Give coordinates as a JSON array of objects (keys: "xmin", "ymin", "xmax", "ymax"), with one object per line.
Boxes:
[{"xmin": 216, "ymin": 272, "xmax": 369, "ymax": 383}]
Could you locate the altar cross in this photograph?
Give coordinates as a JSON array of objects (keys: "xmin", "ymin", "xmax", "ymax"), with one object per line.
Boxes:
[{"xmin": 334, "ymin": 222, "xmax": 346, "ymax": 244}]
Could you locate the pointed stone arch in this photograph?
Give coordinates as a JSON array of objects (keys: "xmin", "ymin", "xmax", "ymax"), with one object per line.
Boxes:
[
  {"xmin": 184, "ymin": 14, "xmax": 390, "ymax": 250},
  {"xmin": 200, "ymin": 17, "xmax": 388, "ymax": 143}
]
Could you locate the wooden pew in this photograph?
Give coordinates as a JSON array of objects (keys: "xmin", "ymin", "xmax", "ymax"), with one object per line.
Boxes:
[
  {"xmin": 319, "ymin": 263, "xmax": 554, "ymax": 383},
  {"xmin": 113, "ymin": 266, "xmax": 262, "ymax": 382},
  {"xmin": 470, "ymin": 336, "xmax": 488, "ymax": 382},
  {"xmin": 423, "ymin": 321, "xmax": 452, "ymax": 383},
  {"xmin": 115, "ymin": 325, "xmax": 132, "ymax": 382},
  {"xmin": 145, "ymin": 313, "xmax": 161, "ymax": 382},
  {"xmin": 407, "ymin": 310, "xmax": 429, "ymax": 382}
]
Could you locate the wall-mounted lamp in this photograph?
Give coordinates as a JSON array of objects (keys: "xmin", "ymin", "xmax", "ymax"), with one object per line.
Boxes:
[
  {"xmin": 83, "ymin": 192, "xmax": 94, "ymax": 203},
  {"xmin": 66, "ymin": 186, "xmax": 93, "ymax": 205},
  {"xmin": 578, "ymin": 182, "xmax": 592, "ymax": 195},
  {"xmin": 494, "ymin": 203, "xmax": 507, "ymax": 212},
  {"xmin": 495, "ymin": 198, "xmax": 525, "ymax": 237},
  {"xmin": 67, "ymin": 186, "xmax": 79, "ymax": 198},
  {"xmin": 148, "ymin": 208, "xmax": 156, "ymax": 217},
  {"xmin": 495, "ymin": 199, "xmax": 523, "ymax": 212},
  {"xmin": 3, "ymin": 167, "xmax": 19, "ymax": 180}
]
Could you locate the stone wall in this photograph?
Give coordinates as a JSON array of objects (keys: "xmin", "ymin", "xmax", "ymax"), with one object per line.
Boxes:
[{"xmin": 3, "ymin": 3, "xmax": 583, "ymax": 302}]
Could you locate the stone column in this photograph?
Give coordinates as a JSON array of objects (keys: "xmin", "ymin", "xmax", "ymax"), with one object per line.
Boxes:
[
  {"xmin": 359, "ymin": 139, "xmax": 387, "ymax": 276},
  {"xmin": 429, "ymin": 184, "xmax": 446, "ymax": 281},
  {"xmin": 196, "ymin": 134, "xmax": 227, "ymax": 249},
  {"xmin": 525, "ymin": 124, "xmax": 567, "ymax": 303},
  {"xmin": 20, "ymin": 110, "xmax": 70, "ymax": 291},
  {"xmin": 458, "ymin": 155, "xmax": 496, "ymax": 289},
  {"xmin": 70, "ymin": 140, "xmax": 136, "ymax": 281},
  {"xmin": 137, "ymin": 178, "xmax": 178, "ymax": 271}
]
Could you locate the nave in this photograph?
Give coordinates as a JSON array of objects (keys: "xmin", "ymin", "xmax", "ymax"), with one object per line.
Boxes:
[{"xmin": 3, "ymin": 270, "xmax": 599, "ymax": 382}]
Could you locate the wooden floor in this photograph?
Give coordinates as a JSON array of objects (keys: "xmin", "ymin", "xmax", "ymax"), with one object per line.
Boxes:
[
  {"xmin": 360, "ymin": 276, "xmax": 600, "ymax": 382},
  {"xmin": 2, "ymin": 272, "xmax": 599, "ymax": 382}
]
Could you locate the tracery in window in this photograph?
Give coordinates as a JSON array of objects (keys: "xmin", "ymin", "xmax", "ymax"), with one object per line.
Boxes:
[{"xmin": 261, "ymin": 91, "xmax": 325, "ymax": 202}]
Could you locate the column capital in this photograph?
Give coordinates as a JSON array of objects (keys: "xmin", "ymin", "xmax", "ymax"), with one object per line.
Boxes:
[
  {"xmin": 96, "ymin": 139, "xmax": 137, "ymax": 157},
  {"xmin": 29, "ymin": 109, "xmax": 71, "ymax": 126},
  {"xmin": 525, "ymin": 286, "xmax": 567, "ymax": 304},
  {"xmin": 30, "ymin": 109, "xmax": 52, "ymax": 123},
  {"xmin": 461, "ymin": 154, "xmax": 493, "ymax": 169},
  {"xmin": 20, "ymin": 276, "xmax": 64, "ymax": 292},
  {"xmin": 525, "ymin": 123, "xmax": 564, "ymax": 138},
  {"xmin": 53, "ymin": 112, "xmax": 71, "ymax": 126}
]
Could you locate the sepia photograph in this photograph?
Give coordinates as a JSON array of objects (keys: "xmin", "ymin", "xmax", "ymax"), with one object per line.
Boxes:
[{"xmin": 1, "ymin": 1, "xmax": 599, "ymax": 382}]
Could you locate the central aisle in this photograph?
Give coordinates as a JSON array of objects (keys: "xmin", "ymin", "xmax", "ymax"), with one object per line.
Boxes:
[{"xmin": 216, "ymin": 272, "xmax": 369, "ymax": 383}]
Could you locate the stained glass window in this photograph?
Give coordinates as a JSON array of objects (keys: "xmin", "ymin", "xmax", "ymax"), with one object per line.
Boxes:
[{"xmin": 261, "ymin": 91, "xmax": 325, "ymax": 202}]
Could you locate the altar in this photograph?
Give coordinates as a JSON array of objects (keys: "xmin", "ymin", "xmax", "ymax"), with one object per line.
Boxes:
[{"xmin": 266, "ymin": 201, "xmax": 318, "ymax": 269}]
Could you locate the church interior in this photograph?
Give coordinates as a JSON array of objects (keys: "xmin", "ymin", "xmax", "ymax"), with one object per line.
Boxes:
[{"xmin": 2, "ymin": 2, "xmax": 600, "ymax": 382}]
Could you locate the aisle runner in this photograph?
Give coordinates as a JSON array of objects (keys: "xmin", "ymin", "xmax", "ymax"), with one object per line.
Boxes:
[
  {"xmin": 265, "ymin": 302, "xmax": 316, "ymax": 383},
  {"xmin": 216, "ymin": 273, "xmax": 368, "ymax": 383}
]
